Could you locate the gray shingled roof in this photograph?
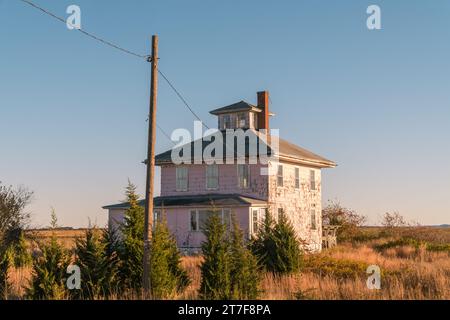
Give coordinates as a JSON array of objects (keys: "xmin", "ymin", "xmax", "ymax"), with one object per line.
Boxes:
[
  {"xmin": 209, "ymin": 101, "xmax": 262, "ymax": 115},
  {"xmin": 155, "ymin": 129, "xmax": 336, "ymax": 168},
  {"xmin": 103, "ymin": 194, "xmax": 267, "ymax": 210}
]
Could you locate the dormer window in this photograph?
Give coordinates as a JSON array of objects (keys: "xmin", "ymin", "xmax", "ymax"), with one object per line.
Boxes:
[
  {"xmin": 210, "ymin": 97, "xmax": 271, "ymax": 131},
  {"xmin": 222, "ymin": 114, "xmax": 232, "ymax": 129},
  {"xmin": 250, "ymin": 112, "xmax": 258, "ymax": 129},
  {"xmin": 237, "ymin": 112, "xmax": 247, "ymax": 128}
]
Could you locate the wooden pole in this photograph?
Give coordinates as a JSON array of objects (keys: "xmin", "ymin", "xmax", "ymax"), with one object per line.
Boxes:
[{"xmin": 143, "ymin": 35, "xmax": 158, "ymax": 295}]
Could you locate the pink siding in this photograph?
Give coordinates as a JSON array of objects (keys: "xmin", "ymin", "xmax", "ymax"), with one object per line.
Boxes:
[
  {"xmin": 160, "ymin": 164, "xmax": 268, "ymax": 200},
  {"xmin": 161, "ymin": 206, "xmax": 251, "ymax": 249}
]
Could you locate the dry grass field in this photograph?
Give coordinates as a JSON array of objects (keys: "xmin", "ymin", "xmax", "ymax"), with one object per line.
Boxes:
[
  {"xmin": 7, "ymin": 227, "xmax": 450, "ymax": 300},
  {"xmin": 25, "ymin": 228, "xmax": 103, "ymax": 249}
]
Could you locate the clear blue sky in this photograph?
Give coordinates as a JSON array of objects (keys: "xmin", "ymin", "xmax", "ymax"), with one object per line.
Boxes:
[{"xmin": 1, "ymin": 0, "xmax": 449, "ymax": 227}]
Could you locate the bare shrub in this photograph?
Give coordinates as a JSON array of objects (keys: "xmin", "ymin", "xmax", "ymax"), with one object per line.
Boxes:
[{"xmin": 322, "ymin": 201, "xmax": 367, "ymax": 242}]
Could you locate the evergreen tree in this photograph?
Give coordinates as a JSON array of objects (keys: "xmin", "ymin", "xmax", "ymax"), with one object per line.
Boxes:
[
  {"xmin": 149, "ymin": 218, "xmax": 190, "ymax": 299},
  {"xmin": 272, "ymin": 213, "xmax": 302, "ymax": 274},
  {"xmin": 72, "ymin": 227, "xmax": 120, "ymax": 299},
  {"xmin": 199, "ymin": 213, "xmax": 232, "ymax": 300},
  {"xmin": 119, "ymin": 181, "xmax": 145, "ymax": 291},
  {"xmin": 27, "ymin": 211, "xmax": 71, "ymax": 300},
  {"xmin": 100, "ymin": 227, "xmax": 123, "ymax": 294},
  {"xmin": 9, "ymin": 230, "xmax": 32, "ymax": 268},
  {"xmin": 0, "ymin": 250, "xmax": 11, "ymax": 300},
  {"xmin": 251, "ymin": 210, "xmax": 302, "ymax": 274},
  {"xmin": 229, "ymin": 216, "xmax": 260, "ymax": 299},
  {"xmin": 27, "ymin": 237, "xmax": 71, "ymax": 300}
]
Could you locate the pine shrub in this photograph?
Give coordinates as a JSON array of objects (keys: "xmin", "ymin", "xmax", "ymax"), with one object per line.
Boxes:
[
  {"xmin": 229, "ymin": 216, "xmax": 260, "ymax": 299},
  {"xmin": 199, "ymin": 213, "xmax": 232, "ymax": 300},
  {"xmin": 119, "ymin": 181, "xmax": 145, "ymax": 291},
  {"xmin": 72, "ymin": 227, "xmax": 120, "ymax": 299},
  {"xmin": 9, "ymin": 230, "xmax": 32, "ymax": 268},
  {"xmin": 149, "ymin": 219, "xmax": 190, "ymax": 299},
  {"xmin": 27, "ymin": 237, "xmax": 71, "ymax": 300},
  {"xmin": 0, "ymin": 250, "xmax": 11, "ymax": 300},
  {"xmin": 251, "ymin": 211, "xmax": 302, "ymax": 274}
]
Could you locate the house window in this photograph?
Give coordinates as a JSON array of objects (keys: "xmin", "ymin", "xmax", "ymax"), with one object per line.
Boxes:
[
  {"xmin": 206, "ymin": 164, "xmax": 219, "ymax": 189},
  {"xmin": 310, "ymin": 209, "xmax": 317, "ymax": 230},
  {"xmin": 153, "ymin": 210, "xmax": 162, "ymax": 227},
  {"xmin": 295, "ymin": 167, "xmax": 300, "ymax": 189},
  {"xmin": 260, "ymin": 208, "xmax": 267, "ymax": 222},
  {"xmin": 310, "ymin": 170, "xmax": 316, "ymax": 191},
  {"xmin": 252, "ymin": 209, "xmax": 259, "ymax": 235},
  {"xmin": 277, "ymin": 165, "xmax": 283, "ymax": 187},
  {"xmin": 190, "ymin": 210, "xmax": 198, "ymax": 231},
  {"xmin": 223, "ymin": 208, "xmax": 231, "ymax": 229},
  {"xmin": 278, "ymin": 208, "xmax": 284, "ymax": 220},
  {"xmin": 222, "ymin": 114, "xmax": 232, "ymax": 129},
  {"xmin": 250, "ymin": 112, "xmax": 258, "ymax": 129},
  {"xmin": 176, "ymin": 167, "xmax": 188, "ymax": 191},
  {"xmin": 190, "ymin": 209, "xmax": 231, "ymax": 232},
  {"xmin": 237, "ymin": 112, "xmax": 247, "ymax": 128},
  {"xmin": 238, "ymin": 164, "xmax": 250, "ymax": 188}
]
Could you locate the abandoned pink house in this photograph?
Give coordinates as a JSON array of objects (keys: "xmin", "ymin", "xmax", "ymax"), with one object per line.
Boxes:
[{"xmin": 103, "ymin": 91, "xmax": 336, "ymax": 253}]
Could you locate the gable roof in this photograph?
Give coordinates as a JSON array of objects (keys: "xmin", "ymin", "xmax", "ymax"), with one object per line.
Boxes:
[
  {"xmin": 103, "ymin": 194, "xmax": 267, "ymax": 210},
  {"xmin": 155, "ymin": 129, "xmax": 336, "ymax": 168},
  {"xmin": 209, "ymin": 101, "xmax": 262, "ymax": 115}
]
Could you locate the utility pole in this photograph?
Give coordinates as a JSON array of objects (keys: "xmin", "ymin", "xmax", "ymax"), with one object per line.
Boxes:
[{"xmin": 143, "ymin": 35, "xmax": 158, "ymax": 295}]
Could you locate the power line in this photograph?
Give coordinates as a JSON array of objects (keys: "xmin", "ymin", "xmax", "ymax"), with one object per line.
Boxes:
[
  {"xmin": 18, "ymin": 0, "xmax": 210, "ymax": 133},
  {"xmin": 158, "ymin": 69, "xmax": 210, "ymax": 130},
  {"xmin": 156, "ymin": 124, "xmax": 175, "ymax": 145},
  {"xmin": 18, "ymin": 0, "xmax": 149, "ymax": 60}
]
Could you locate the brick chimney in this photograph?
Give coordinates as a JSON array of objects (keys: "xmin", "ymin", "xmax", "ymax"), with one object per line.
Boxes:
[{"xmin": 257, "ymin": 91, "xmax": 269, "ymax": 130}]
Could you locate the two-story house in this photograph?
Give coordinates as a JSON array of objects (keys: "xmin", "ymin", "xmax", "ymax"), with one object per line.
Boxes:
[{"xmin": 103, "ymin": 91, "xmax": 336, "ymax": 253}]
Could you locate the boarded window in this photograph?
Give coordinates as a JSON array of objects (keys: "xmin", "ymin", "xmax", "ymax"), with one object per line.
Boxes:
[
  {"xmin": 295, "ymin": 167, "xmax": 300, "ymax": 189},
  {"xmin": 176, "ymin": 167, "xmax": 188, "ymax": 191},
  {"xmin": 206, "ymin": 165, "xmax": 219, "ymax": 189},
  {"xmin": 310, "ymin": 170, "xmax": 316, "ymax": 191},
  {"xmin": 310, "ymin": 209, "xmax": 317, "ymax": 230},
  {"xmin": 238, "ymin": 164, "xmax": 250, "ymax": 188},
  {"xmin": 277, "ymin": 165, "xmax": 283, "ymax": 187}
]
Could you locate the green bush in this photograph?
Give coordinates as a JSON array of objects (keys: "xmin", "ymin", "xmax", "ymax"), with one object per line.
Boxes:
[
  {"xmin": 374, "ymin": 238, "xmax": 421, "ymax": 251},
  {"xmin": 199, "ymin": 213, "xmax": 260, "ymax": 300},
  {"xmin": 72, "ymin": 228, "xmax": 120, "ymax": 299},
  {"xmin": 27, "ymin": 237, "xmax": 71, "ymax": 300},
  {"xmin": 199, "ymin": 213, "xmax": 231, "ymax": 300},
  {"xmin": 304, "ymin": 255, "xmax": 368, "ymax": 280},
  {"xmin": 229, "ymin": 216, "xmax": 260, "ymax": 299},
  {"xmin": 0, "ymin": 250, "xmax": 11, "ymax": 299},
  {"xmin": 118, "ymin": 182, "xmax": 145, "ymax": 291},
  {"xmin": 149, "ymin": 218, "xmax": 190, "ymax": 299},
  {"xmin": 9, "ymin": 230, "xmax": 32, "ymax": 268},
  {"xmin": 251, "ymin": 211, "xmax": 302, "ymax": 274}
]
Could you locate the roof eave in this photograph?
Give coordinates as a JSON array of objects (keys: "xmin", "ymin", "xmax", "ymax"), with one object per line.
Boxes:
[{"xmin": 277, "ymin": 154, "xmax": 337, "ymax": 168}]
